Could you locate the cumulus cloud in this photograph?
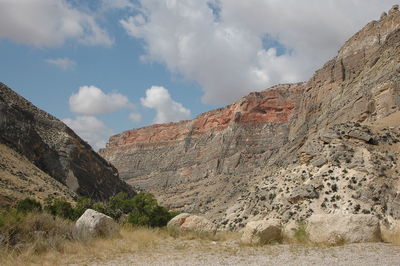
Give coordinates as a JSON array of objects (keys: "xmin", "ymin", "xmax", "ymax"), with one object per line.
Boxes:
[
  {"xmin": 0, "ymin": 0, "xmax": 113, "ymax": 47},
  {"xmin": 129, "ymin": 112, "xmax": 142, "ymax": 123},
  {"xmin": 63, "ymin": 116, "xmax": 113, "ymax": 150},
  {"xmin": 121, "ymin": 0, "xmax": 398, "ymax": 104},
  {"xmin": 141, "ymin": 86, "xmax": 191, "ymax": 124},
  {"xmin": 46, "ymin": 57, "xmax": 76, "ymax": 70},
  {"xmin": 69, "ymin": 85, "xmax": 134, "ymax": 115}
]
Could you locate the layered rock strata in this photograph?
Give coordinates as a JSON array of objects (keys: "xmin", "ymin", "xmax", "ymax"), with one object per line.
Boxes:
[
  {"xmin": 101, "ymin": 7, "xmax": 400, "ymax": 229},
  {"xmin": 0, "ymin": 84, "xmax": 134, "ymax": 201}
]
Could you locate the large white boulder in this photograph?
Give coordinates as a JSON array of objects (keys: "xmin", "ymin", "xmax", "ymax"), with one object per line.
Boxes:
[
  {"xmin": 75, "ymin": 209, "xmax": 119, "ymax": 237},
  {"xmin": 241, "ymin": 219, "xmax": 282, "ymax": 245},
  {"xmin": 167, "ymin": 213, "xmax": 216, "ymax": 234},
  {"xmin": 306, "ymin": 214, "xmax": 380, "ymax": 245}
]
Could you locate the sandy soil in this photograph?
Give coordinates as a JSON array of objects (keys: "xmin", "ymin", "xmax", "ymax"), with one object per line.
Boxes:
[{"xmin": 73, "ymin": 240, "xmax": 400, "ymax": 266}]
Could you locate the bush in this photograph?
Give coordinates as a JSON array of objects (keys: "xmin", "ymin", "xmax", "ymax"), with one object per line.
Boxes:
[
  {"xmin": 44, "ymin": 198, "xmax": 77, "ymax": 221},
  {"xmin": 126, "ymin": 193, "xmax": 175, "ymax": 227},
  {"xmin": 16, "ymin": 198, "xmax": 42, "ymax": 213},
  {"xmin": 74, "ymin": 197, "xmax": 94, "ymax": 218},
  {"xmin": 106, "ymin": 192, "xmax": 136, "ymax": 220}
]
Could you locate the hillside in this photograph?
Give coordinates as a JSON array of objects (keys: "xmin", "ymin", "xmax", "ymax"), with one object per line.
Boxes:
[
  {"xmin": 0, "ymin": 84, "xmax": 134, "ymax": 204},
  {"xmin": 100, "ymin": 6, "xmax": 400, "ymax": 229}
]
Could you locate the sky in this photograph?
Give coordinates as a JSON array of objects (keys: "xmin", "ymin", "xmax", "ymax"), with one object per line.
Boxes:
[{"xmin": 0, "ymin": 0, "xmax": 398, "ymax": 150}]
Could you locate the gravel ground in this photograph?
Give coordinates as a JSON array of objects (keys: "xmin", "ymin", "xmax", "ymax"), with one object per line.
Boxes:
[{"xmin": 79, "ymin": 240, "xmax": 400, "ymax": 266}]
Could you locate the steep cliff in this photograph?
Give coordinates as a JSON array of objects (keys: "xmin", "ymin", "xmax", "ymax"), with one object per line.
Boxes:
[
  {"xmin": 0, "ymin": 84, "xmax": 134, "ymax": 202},
  {"xmin": 101, "ymin": 6, "xmax": 400, "ymax": 229}
]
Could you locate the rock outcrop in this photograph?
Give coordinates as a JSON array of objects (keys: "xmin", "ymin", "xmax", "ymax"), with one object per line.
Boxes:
[
  {"xmin": 0, "ymin": 84, "xmax": 134, "ymax": 201},
  {"xmin": 75, "ymin": 209, "xmax": 119, "ymax": 237},
  {"xmin": 101, "ymin": 7, "xmax": 400, "ymax": 231}
]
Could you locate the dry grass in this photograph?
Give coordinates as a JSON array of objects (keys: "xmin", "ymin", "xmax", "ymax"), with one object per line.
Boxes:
[{"xmin": 0, "ymin": 223, "xmax": 241, "ymax": 266}]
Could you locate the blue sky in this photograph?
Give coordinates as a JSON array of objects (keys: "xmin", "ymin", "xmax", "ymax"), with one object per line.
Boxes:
[{"xmin": 0, "ymin": 0, "xmax": 398, "ymax": 150}]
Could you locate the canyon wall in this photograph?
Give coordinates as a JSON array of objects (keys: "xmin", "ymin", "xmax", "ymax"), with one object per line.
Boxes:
[{"xmin": 100, "ymin": 6, "xmax": 400, "ymax": 228}]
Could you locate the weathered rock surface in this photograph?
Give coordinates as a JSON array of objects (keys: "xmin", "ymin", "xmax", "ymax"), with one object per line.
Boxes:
[
  {"xmin": 0, "ymin": 143, "xmax": 75, "ymax": 207},
  {"xmin": 380, "ymin": 216, "xmax": 400, "ymax": 244},
  {"xmin": 101, "ymin": 7, "xmax": 400, "ymax": 232},
  {"xmin": 241, "ymin": 219, "xmax": 282, "ymax": 245},
  {"xmin": 75, "ymin": 209, "xmax": 119, "ymax": 237},
  {"xmin": 306, "ymin": 214, "xmax": 381, "ymax": 245},
  {"xmin": 167, "ymin": 213, "xmax": 217, "ymax": 234},
  {"xmin": 0, "ymin": 84, "xmax": 134, "ymax": 201}
]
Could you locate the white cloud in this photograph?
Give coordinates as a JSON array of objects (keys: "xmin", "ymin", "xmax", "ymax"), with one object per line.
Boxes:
[
  {"xmin": 46, "ymin": 57, "xmax": 76, "ymax": 70},
  {"xmin": 63, "ymin": 116, "xmax": 113, "ymax": 150},
  {"xmin": 121, "ymin": 0, "xmax": 399, "ymax": 104},
  {"xmin": 69, "ymin": 85, "xmax": 134, "ymax": 115},
  {"xmin": 129, "ymin": 112, "xmax": 142, "ymax": 123},
  {"xmin": 141, "ymin": 86, "xmax": 191, "ymax": 124},
  {"xmin": 0, "ymin": 0, "xmax": 113, "ymax": 47},
  {"xmin": 100, "ymin": 0, "xmax": 136, "ymax": 11}
]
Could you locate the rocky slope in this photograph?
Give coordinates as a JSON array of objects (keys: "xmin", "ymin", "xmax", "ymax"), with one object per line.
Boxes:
[
  {"xmin": 0, "ymin": 143, "xmax": 75, "ymax": 207},
  {"xmin": 100, "ymin": 6, "xmax": 400, "ymax": 229},
  {"xmin": 0, "ymin": 84, "xmax": 134, "ymax": 202}
]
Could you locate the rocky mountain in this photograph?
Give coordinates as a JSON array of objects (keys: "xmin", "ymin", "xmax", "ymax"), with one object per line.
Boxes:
[
  {"xmin": 100, "ymin": 6, "xmax": 400, "ymax": 229},
  {"xmin": 0, "ymin": 84, "xmax": 134, "ymax": 203}
]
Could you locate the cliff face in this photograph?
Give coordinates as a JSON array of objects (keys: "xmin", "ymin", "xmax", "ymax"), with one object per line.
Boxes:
[
  {"xmin": 101, "ymin": 7, "xmax": 400, "ymax": 228},
  {"xmin": 0, "ymin": 84, "xmax": 134, "ymax": 201},
  {"xmin": 101, "ymin": 84, "xmax": 304, "ymax": 192}
]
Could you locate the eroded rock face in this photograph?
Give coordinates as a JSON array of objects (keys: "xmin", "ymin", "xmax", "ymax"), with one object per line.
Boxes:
[
  {"xmin": 0, "ymin": 84, "xmax": 134, "ymax": 201},
  {"xmin": 101, "ymin": 8, "xmax": 400, "ymax": 231}
]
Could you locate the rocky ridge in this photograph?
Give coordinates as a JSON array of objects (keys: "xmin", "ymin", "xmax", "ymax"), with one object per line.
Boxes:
[
  {"xmin": 0, "ymin": 84, "xmax": 134, "ymax": 202},
  {"xmin": 100, "ymin": 6, "xmax": 400, "ymax": 230}
]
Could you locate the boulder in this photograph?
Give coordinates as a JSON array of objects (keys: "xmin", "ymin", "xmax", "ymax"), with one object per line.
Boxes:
[
  {"xmin": 241, "ymin": 219, "xmax": 282, "ymax": 245},
  {"xmin": 167, "ymin": 213, "xmax": 191, "ymax": 228},
  {"xmin": 167, "ymin": 213, "xmax": 216, "ymax": 234},
  {"xmin": 306, "ymin": 214, "xmax": 380, "ymax": 245},
  {"xmin": 75, "ymin": 209, "xmax": 119, "ymax": 237},
  {"xmin": 380, "ymin": 216, "xmax": 400, "ymax": 244}
]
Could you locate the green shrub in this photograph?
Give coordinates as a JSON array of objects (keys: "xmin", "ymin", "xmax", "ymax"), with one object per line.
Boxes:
[
  {"xmin": 44, "ymin": 198, "xmax": 77, "ymax": 221},
  {"xmin": 106, "ymin": 192, "xmax": 136, "ymax": 219},
  {"xmin": 74, "ymin": 197, "xmax": 94, "ymax": 218},
  {"xmin": 126, "ymin": 193, "xmax": 174, "ymax": 227},
  {"xmin": 16, "ymin": 198, "xmax": 42, "ymax": 213}
]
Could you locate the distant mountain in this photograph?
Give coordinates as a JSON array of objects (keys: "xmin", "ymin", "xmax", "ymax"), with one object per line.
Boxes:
[{"xmin": 0, "ymin": 83, "xmax": 134, "ymax": 205}]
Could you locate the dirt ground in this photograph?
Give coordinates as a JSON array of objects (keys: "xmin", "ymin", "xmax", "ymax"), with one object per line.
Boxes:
[{"xmin": 71, "ymin": 239, "xmax": 400, "ymax": 266}]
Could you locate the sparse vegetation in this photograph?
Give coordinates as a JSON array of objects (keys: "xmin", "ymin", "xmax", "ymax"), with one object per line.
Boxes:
[
  {"xmin": 0, "ymin": 192, "xmax": 178, "ymax": 258},
  {"xmin": 293, "ymin": 223, "xmax": 309, "ymax": 243}
]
